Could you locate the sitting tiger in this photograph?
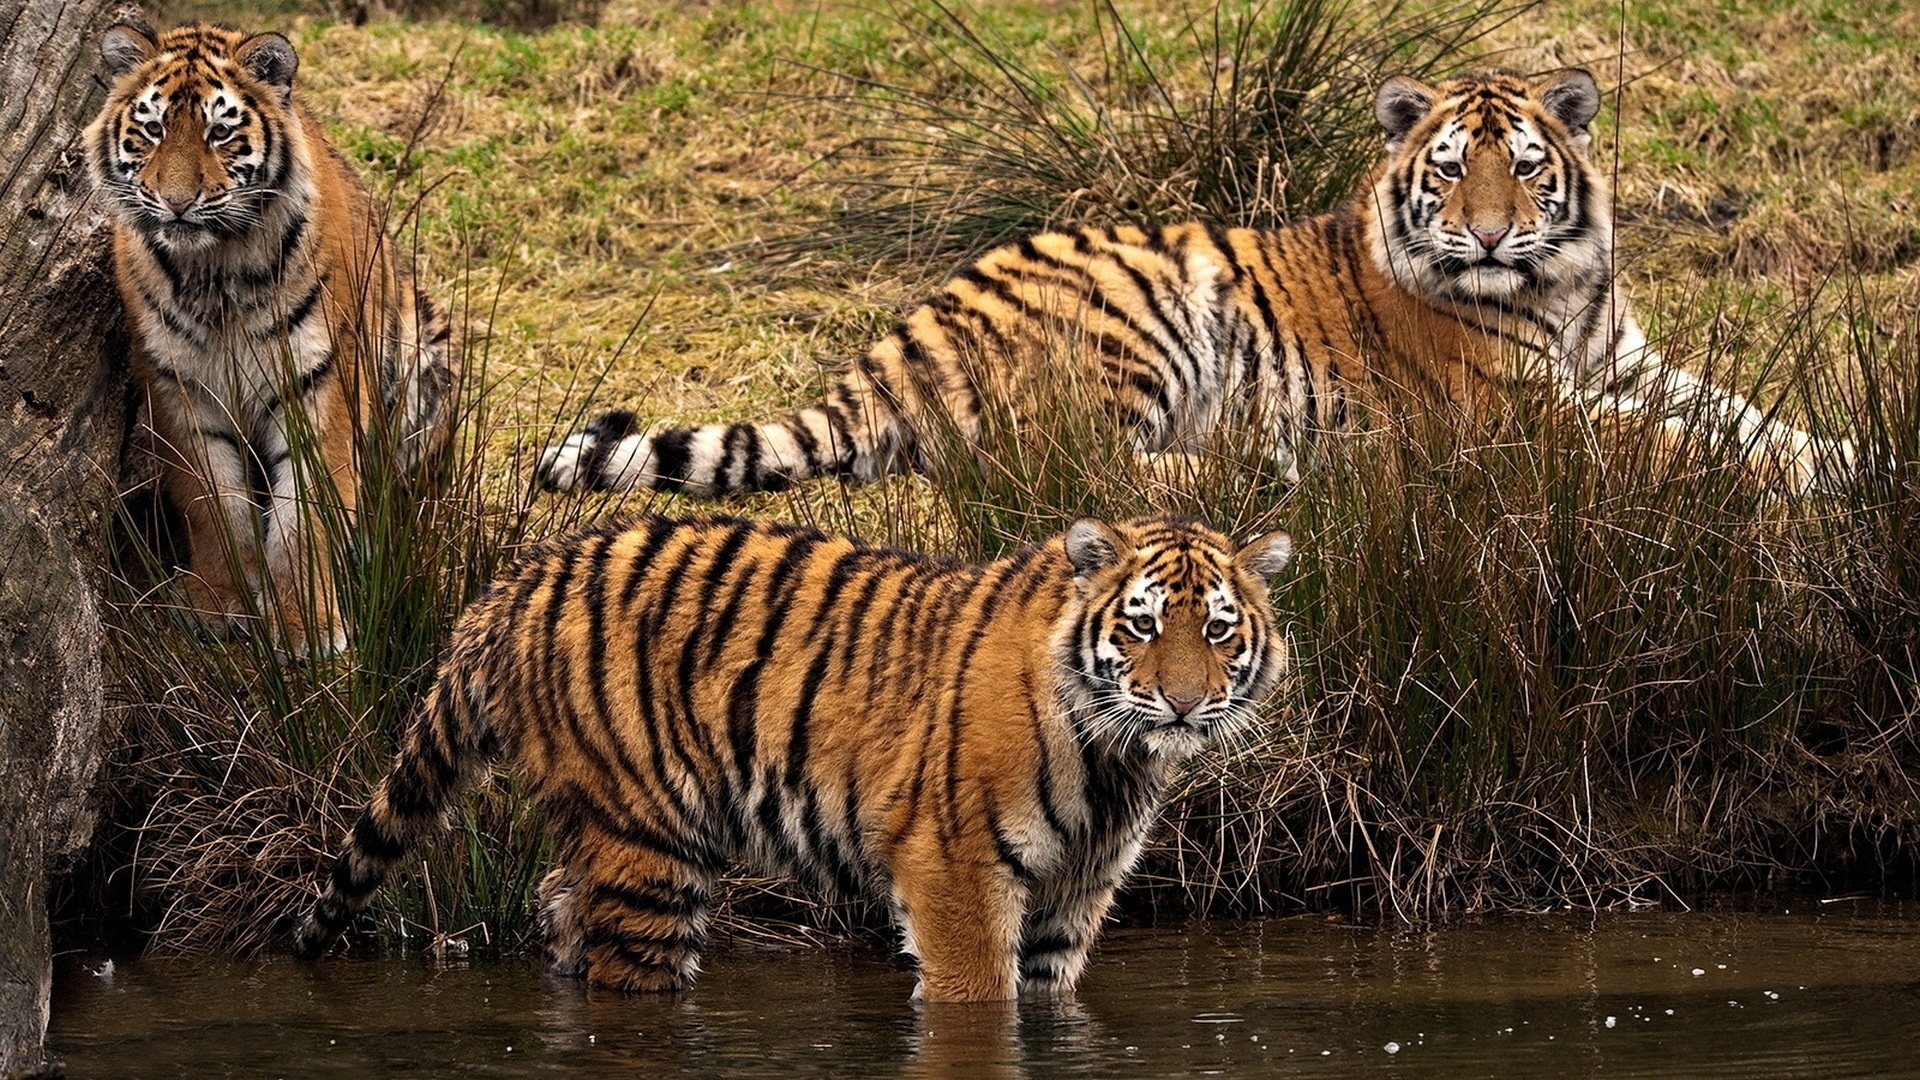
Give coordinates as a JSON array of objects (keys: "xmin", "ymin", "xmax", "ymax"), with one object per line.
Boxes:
[
  {"xmin": 539, "ymin": 68, "xmax": 1848, "ymax": 498},
  {"xmin": 293, "ymin": 514, "xmax": 1294, "ymax": 1001},
  {"xmin": 88, "ymin": 20, "xmax": 457, "ymax": 652}
]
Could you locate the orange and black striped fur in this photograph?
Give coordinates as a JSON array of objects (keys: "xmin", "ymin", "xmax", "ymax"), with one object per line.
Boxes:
[
  {"xmin": 293, "ymin": 514, "xmax": 1293, "ymax": 1001},
  {"xmin": 540, "ymin": 68, "xmax": 1848, "ymax": 498},
  {"xmin": 88, "ymin": 20, "xmax": 457, "ymax": 652}
]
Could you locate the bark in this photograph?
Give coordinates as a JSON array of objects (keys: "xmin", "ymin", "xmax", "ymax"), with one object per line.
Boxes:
[{"xmin": 0, "ymin": 0, "xmax": 133, "ymax": 1075}]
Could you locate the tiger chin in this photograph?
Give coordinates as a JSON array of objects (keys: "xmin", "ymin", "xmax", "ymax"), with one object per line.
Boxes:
[
  {"xmin": 293, "ymin": 514, "xmax": 1294, "ymax": 1002},
  {"xmin": 541, "ymin": 67, "xmax": 1852, "ymax": 500},
  {"xmin": 87, "ymin": 20, "xmax": 458, "ymax": 654}
]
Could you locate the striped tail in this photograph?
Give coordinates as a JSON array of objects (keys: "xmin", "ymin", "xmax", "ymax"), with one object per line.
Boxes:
[
  {"xmin": 536, "ymin": 392, "xmax": 905, "ymax": 497},
  {"xmin": 291, "ymin": 659, "xmax": 497, "ymax": 959}
]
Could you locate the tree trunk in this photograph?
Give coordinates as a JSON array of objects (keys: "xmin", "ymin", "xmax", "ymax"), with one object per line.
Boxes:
[{"xmin": 0, "ymin": 0, "xmax": 132, "ymax": 1074}]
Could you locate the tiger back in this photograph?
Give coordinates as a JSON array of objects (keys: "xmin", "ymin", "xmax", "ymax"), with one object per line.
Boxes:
[
  {"xmin": 87, "ymin": 19, "xmax": 457, "ymax": 652},
  {"xmin": 293, "ymin": 514, "xmax": 1293, "ymax": 1002},
  {"xmin": 540, "ymin": 68, "xmax": 1848, "ymax": 498}
]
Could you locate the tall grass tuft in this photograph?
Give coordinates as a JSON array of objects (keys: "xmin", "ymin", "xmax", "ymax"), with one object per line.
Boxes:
[
  {"xmin": 765, "ymin": 0, "xmax": 1525, "ymax": 278},
  {"xmin": 96, "ymin": 291, "xmax": 591, "ymax": 953}
]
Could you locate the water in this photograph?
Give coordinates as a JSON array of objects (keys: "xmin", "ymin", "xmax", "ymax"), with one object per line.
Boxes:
[{"xmin": 49, "ymin": 904, "xmax": 1920, "ymax": 1077}]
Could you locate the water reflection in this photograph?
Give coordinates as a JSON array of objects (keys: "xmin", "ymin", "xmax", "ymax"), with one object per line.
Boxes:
[{"xmin": 48, "ymin": 904, "xmax": 1920, "ymax": 1078}]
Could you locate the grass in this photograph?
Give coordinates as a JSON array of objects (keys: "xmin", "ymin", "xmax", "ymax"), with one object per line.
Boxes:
[
  {"xmin": 65, "ymin": 0, "xmax": 1920, "ymax": 956},
  {"xmin": 754, "ymin": 0, "xmax": 1528, "ymax": 275}
]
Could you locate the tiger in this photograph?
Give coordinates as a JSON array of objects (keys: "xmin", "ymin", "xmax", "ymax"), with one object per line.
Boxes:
[
  {"xmin": 292, "ymin": 513, "xmax": 1294, "ymax": 1002},
  {"xmin": 87, "ymin": 19, "xmax": 458, "ymax": 653},
  {"xmin": 538, "ymin": 67, "xmax": 1850, "ymax": 499}
]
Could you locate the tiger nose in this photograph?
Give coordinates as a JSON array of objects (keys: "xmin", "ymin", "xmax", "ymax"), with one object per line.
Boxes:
[
  {"xmin": 1470, "ymin": 224, "xmax": 1509, "ymax": 251},
  {"xmin": 1165, "ymin": 692, "xmax": 1202, "ymax": 717},
  {"xmin": 163, "ymin": 194, "xmax": 195, "ymax": 215}
]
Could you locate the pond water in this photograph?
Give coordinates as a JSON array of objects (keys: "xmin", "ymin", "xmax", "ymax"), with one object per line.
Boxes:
[{"xmin": 48, "ymin": 903, "xmax": 1920, "ymax": 1077}]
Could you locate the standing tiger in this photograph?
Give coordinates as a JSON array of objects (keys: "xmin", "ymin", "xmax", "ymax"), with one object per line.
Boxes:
[
  {"xmin": 293, "ymin": 514, "xmax": 1294, "ymax": 1001},
  {"xmin": 88, "ymin": 20, "xmax": 458, "ymax": 652},
  {"xmin": 539, "ymin": 68, "xmax": 1848, "ymax": 497}
]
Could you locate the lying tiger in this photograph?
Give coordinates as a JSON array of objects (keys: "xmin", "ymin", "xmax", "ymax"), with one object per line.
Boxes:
[
  {"xmin": 539, "ymin": 68, "xmax": 1850, "ymax": 497},
  {"xmin": 88, "ymin": 20, "xmax": 458, "ymax": 652},
  {"xmin": 294, "ymin": 514, "xmax": 1293, "ymax": 1001}
]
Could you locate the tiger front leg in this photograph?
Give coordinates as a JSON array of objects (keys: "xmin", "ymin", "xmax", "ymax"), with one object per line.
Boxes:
[
  {"xmin": 892, "ymin": 853, "xmax": 1026, "ymax": 1003},
  {"xmin": 1016, "ymin": 878, "xmax": 1119, "ymax": 1000},
  {"xmin": 257, "ymin": 407, "xmax": 355, "ymax": 656},
  {"xmin": 1574, "ymin": 303, "xmax": 1854, "ymax": 496},
  {"xmin": 148, "ymin": 395, "xmax": 262, "ymax": 638}
]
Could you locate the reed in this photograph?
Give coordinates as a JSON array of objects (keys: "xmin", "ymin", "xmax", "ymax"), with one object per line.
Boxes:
[{"xmin": 1146, "ymin": 292, "xmax": 1918, "ymax": 917}]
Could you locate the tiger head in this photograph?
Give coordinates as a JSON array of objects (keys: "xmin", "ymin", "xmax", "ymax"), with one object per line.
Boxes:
[
  {"xmin": 1058, "ymin": 516, "xmax": 1293, "ymax": 761},
  {"xmin": 86, "ymin": 20, "xmax": 303, "ymax": 252},
  {"xmin": 1368, "ymin": 68, "xmax": 1607, "ymax": 304}
]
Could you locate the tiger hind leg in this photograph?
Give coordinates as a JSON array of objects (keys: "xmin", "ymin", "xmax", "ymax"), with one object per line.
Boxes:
[
  {"xmin": 566, "ymin": 833, "xmax": 714, "ymax": 993},
  {"xmin": 537, "ymin": 867, "xmax": 587, "ymax": 978}
]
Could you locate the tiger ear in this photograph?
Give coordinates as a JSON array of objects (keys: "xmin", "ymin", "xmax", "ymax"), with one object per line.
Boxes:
[
  {"xmin": 1375, "ymin": 75, "xmax": 1434, "ymax": 144},
  {"xmin": 238, "ymin": 32, "xmax": 299, "ymax": 97},
  {"xmin": 1064, "ymin": 519, "xmax": 1123, "ymax": 578},
  {"xmin": 101, "ymin": 18, "xmax": 157, "ymax": 76},
  {"xmin": 1235, "ymin": 531, "xmax": 1293, "ymax": 584},
  {"xmin": 1537, "ymin": 68, "xmax": 1601, "ymax": 135}
]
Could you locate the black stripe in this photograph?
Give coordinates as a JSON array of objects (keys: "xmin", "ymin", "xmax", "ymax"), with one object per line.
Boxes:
[
  {"xmin": 642, "ymin": 524, "xmax": 731, "ymax": 795},
  {"xmin": 580, "ymin": 409, "xmax": 639, "ymax": 490},
  {"xmin": 1023, "ymin": 668, "xmax": 1072, "ymax": 842},
  {"xmin": 696, "ymin": 522, "xmax": 766, "ymax": 670},
  {"xmin": 784, "ymin": 550, "xmax": 863, "ymax": 783},
  {"xmin": 268, "ymin": 280, "xmax": 323, "ymax": 339},
  {"xmin": 590, "ymin": 879, "xmax": 705, "ymax": 919},
  {"xmin": 1016, "ymin": 236, "xmax": 1180, "ymax": 362},
  {"xmin": 144, "ymin": 238, "xmax": 187, "ymax": 297},
  {"xmin": 616, "ymin": 513, "xmax": 678, "ymax": 608},
  {"xmin": 134, "ymin": 281, "xmax": 211, "ymax": 350},
  {"xmin": 583, "ymin": 532, "xmax": 691, "ymax": 831},
  {"xmin": 565, "ymin": 781, "xmax": 716, "ymax": 870},
  {"xmin": 548, "ymin": 542, "xmax": 629, "ymax": 797},
  {"xmin": 643, "ymin": 427, "xmax": 694, "ymax": 492},
  {"xmin": 834, "ymin": 566, "xmax": 889, "ymax": 679},
  {"xmin": 275, "ymin": 208, "xmax": 308, "ymax": 269},
  {"xmin": 1020, "ymin": 931, "xmax": 1073, "ymax": 962},
  {"xmin": 260, "ymin": 350, "xmax": 335, "ymax": 421},
  {"xmin": 985, "ymin": 800, "xmax": 1034, "ymax": 883},
  {"xmin": 348, "ymin": 812, "xmax": 405, "ymax": 863},
  {"xmin": 722, "ymin": 535, "xmax": 822, "ymax": 783},
  {"xmin": 711, "ymin": 423, "xmax": 750, "ymax": 490},
  {"xmin": 935, "ymin": 552, "xmax": 1045, "ymax": 844},
  {"xmin": 782, "ymin": 412, "xmax": 821, "ymax": 474}
]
